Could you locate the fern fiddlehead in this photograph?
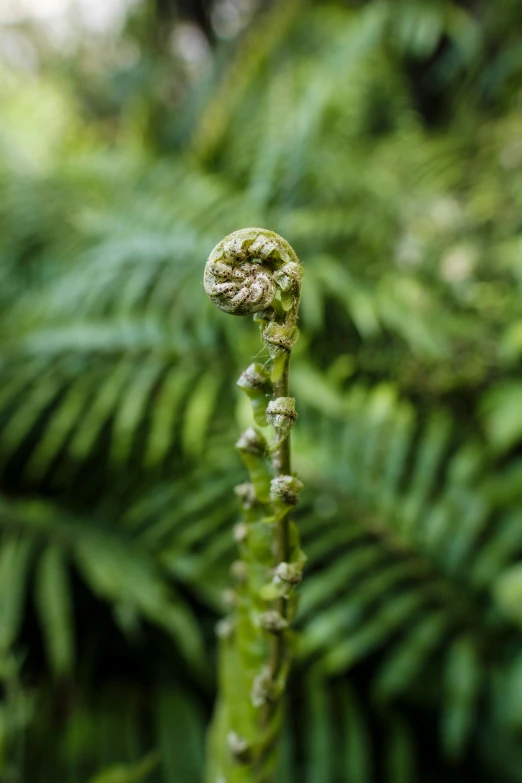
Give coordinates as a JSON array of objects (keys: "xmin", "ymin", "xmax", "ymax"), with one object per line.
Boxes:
[{"xmin": 204, "ymin": 228, "xmax": 305, "ymax": 782}]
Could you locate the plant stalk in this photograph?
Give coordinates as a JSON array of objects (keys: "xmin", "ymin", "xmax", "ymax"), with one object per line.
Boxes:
[
  {"xmin": 269, "ymin": 356, "xmax": 291, "ymax": 683},
  {"xmin": 203, "ymin": 228, "xmax": 304, "ymax": 783}
]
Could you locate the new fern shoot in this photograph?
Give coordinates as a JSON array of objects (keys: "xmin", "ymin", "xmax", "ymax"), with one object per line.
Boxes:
[{"xmin": 203, "ymin": 228, "xmax": 306, "ymax": 783}]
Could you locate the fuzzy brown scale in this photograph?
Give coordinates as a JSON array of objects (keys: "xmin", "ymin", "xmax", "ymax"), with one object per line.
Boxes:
[
  {"xmin": 263, "ymin": 322, "xmax": 295, "ymax": 353},
  {"xmin": 259, "ymin": 610, "xmax": 288, "ymax": 634},
  {"xmin": 234, "ymin": 481, "xmax": 258, "ymax": 509},
  {"xmin": 270, "ymin": 475, "xmax": 304, "ymax": 506},
  {"xmin": 235, "ymin": 427, "xmax": 267, "ymax": 455},
  {"xmin": 237, "ymin": 363, "xmax": 271, "ymax": 392},
  {"xmin": 266, "ymin": 397, "xmax": 298, "ymax": 431}
]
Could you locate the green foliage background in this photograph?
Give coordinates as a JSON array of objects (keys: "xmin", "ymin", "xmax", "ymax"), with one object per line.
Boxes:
[{"xmin": 2, "ymin": 0, "xmax": 522, "ymax": 780}]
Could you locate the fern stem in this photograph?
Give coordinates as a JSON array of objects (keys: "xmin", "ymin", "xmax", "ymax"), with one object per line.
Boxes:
[
  {"xmin": 204, "ymin": 228, "xmax": 305, "ymax": 783},
  {"xmin": 269, "ymin": 358, "xmax": 291, "ymax": 681}
]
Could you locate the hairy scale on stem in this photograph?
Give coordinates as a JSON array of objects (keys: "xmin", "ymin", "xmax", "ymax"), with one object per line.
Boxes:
[{"xmin": 203, "ymin": 228, "xmax": 305, "ymax": 783}]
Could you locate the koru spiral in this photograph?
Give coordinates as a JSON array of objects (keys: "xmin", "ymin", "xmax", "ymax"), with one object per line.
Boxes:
[{"xmin": 204, "ymin": 227, "xmax": 302, "ymax": 316}]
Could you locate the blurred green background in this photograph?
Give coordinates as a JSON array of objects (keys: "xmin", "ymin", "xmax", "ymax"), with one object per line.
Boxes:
[{"xmin": 2, "ymin": 0, "xmax": 522, "ymax": 780}]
